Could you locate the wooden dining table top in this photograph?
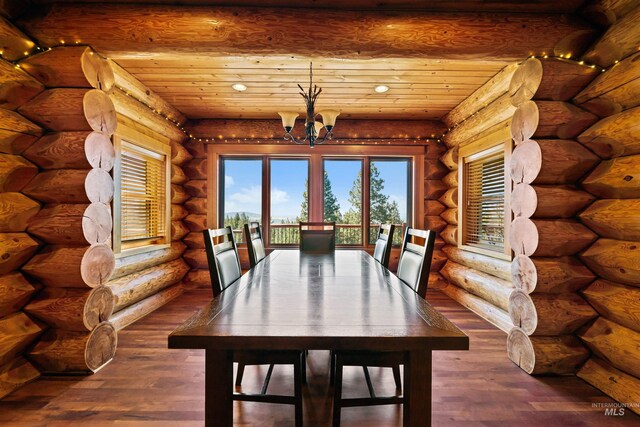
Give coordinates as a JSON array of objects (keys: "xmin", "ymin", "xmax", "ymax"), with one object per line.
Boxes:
[{"xmin": 169, "ymin": 249, "xmax": 468, "ymax": 352}]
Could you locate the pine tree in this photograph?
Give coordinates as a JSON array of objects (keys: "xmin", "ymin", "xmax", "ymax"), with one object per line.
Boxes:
[
  {"xmin": 298, "ymin": 178, "xmax": 309, "ymax": 222},
  {"xmin": 323, "ymin": 171, "xmax": 342, "ymax": 222}
]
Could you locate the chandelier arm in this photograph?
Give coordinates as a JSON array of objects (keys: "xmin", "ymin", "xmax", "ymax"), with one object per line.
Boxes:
[
  {"xmin": 284, "ymin": 131, "xmax": 306, "ymax": 145},
  {"xmin": 313, "ymin": 129, "xmax": 334, "ymax": 145}
]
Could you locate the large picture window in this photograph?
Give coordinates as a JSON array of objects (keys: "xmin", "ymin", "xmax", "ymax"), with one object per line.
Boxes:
[
  {"xmin": 324, "ymin": 159, "xmax": 363, "ymax": 245},
  {"xmin": 212, "ymin": 146, "xmax": 420, "ymax": 248},
  {"xmin": 369, "ymin": 159, "xmax": 410, "ymax": 246},
  {"xmin": 219, "ymin": 158, "xmax": 262, "ymax": 244},
  {"xmin": 270, "ymin": 159, "xmax": 309, "ymax": 245},
  {"xmin": 459, "ymin": 142, "xmax": 511, "ymax": 260}
]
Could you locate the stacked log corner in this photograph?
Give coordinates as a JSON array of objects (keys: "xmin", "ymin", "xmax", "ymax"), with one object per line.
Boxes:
[
  {"xmin": 571, "ymin": 2, "xmax": 640, "ymax": 415},
  {"xmin": 14, "ymin": 46, "xmax": 119, "ymax": 377},
  {"xmin": 181, "ymin": 139, "xmax": 211, "ymax": 290},
  {"xmin": 422, "ymin": 140, "xmax": 448, "ymax": 291},
  {"xmin": 437, "ymin": 59, "xmax": 537, "ymax": 333},
  {"xmin": 0, "ymin": 18, "xmax": 46, "ymax": 399},
  {"xmin": 506, "ymin": 56, "xmax": 605, "ymax": 377}
]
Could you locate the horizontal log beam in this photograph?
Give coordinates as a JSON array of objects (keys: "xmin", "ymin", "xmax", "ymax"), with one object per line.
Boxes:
[
  {"xmin": 0, "ymin": 232, "xmax": 39, "ymax": 275},
  {"xmin": 440, "ymin": 283, "xmax": 512, "ymax": 333},
  {"xmin": 0, "ymin": 192, "xmax": 40, "ymax": 232},
  {"xmin": 186, "ymin": 119, "xmax": 446, "ymax": 140},
  {"xmin": 582, "ymin": 279, "xmax": 640, "ymax": 333},
  {"xmin": 509, "ymin": 290, "xmax": 597, "ymax": 335},
  {"xmin": 18, "ymin": 46, "xmax": 113, "ymax": 90},
  {"xmin": 582, "ymin": 4, "xmax": 640, "ymax": 67},
  {"xmin": 573, "ymin": 51, "xmax": 640, "ymax": 116},
  {"xmin": 440, "ymin": 261, "xmax": 513, "ymax": 311},
  {"xmin": 109, "ymin": 258, "xmax": 189, "ymax": 311},
  {"xmin": 580, "ymin": 199, "xmax": 640, "ymax": 241},
  {"xmin": 109, "ymin": 59, "xmax": 186, "ymax": 125},
  {"xmin": 0, "ymin": 357, "xmax": 39, "ymax": 400},
  {"xmin": 507, "ymin": 327, "xmax": 589, "ymax": 375},
  {"xmin": 0, "ymin": 311, "xmax": 43, "ymax": 366},
  {"xmin": 443, "ymin": 63, "xmax": 519, "ymax": 128},
  {"xmin": 442, "ymin": 246, "xmax": 511, "ymax": 281},
  {"xmin": 582, "ymin": 154, "xmax": 640, "ymax": 199},
  {"xmin": 28, "ymin": 322, "xmax": 116, "ymax": 374},
  {"xmin": 0, "ymin": 272, "xmax": 38, "ymax": 318},
  {"xmin": 580, "ymin": 317, "xmax": 640, "ymax": 379},
  {"xmin": 0, "ymin": 58, "xmax": 44, "ymax": 110},
  {"xmin": 577, "ymin": 106, "xmax": 640, "ymax": 158},
  {"xmin": 580, "ymin": 238, "xmax": 640, "ymax": 286},
  {"xmin": 21, "ymin": 5, "xmax": 595, "ymax": 61},
  {"xmin": 511, "ymin": 255, "xmax": 596, "ymax": 294},
  {"xmin": 111, "ymin": 241, "xmax": 186, "ymax": 280},
  {"xmin": 110, "ymin": 283, "xmax": 183, "ymax": 331},
  {"xmin": 578, "ymin": 357, "xmax": 640, "ymax": 416}
]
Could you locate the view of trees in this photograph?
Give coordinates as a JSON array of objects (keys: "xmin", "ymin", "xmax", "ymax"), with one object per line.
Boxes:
[{"xmin": 226, "ymin": 163, "xmax": 405, "ymax": 245}]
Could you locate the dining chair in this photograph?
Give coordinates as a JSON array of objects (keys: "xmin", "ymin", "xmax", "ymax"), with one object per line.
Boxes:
[
  {"xmin": 331, "ymin": 226, "xmax": 436, "ymax": 427},
  {"xmin": 202, "ymin": 227, "xmax": 304, "ymax": 426},
  {"xmin": 244, "ymin": 221, "xmax": 266, "ymax": 268},
  {"xmin": 372, "ymin": 223, "xmax": 395, "ymax": 268},
  {"xmin": 299, "ymin": 221, "xmax": 336, "ymax": 253}
]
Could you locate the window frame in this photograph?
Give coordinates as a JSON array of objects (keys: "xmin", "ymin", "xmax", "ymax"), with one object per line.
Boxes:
[
  {"xmin": 368, "ymin": 157, "xmax": 412, "ymax": 246},
  {"xmin": 209, "ymin": 144, "xmax": 424, "ymax": 250},
  {"xmin": 112, "ymin": 124, "xmax": 172, "ymax": 257},
  {"xmin": 457, "ymin": 138, "xmax": 512, "ymax": 261}
]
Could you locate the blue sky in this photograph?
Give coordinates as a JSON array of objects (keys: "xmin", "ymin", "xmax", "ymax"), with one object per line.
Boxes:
[{"xmin": 223, "ymin": 158, "xmax": 409, "ymax": 221}]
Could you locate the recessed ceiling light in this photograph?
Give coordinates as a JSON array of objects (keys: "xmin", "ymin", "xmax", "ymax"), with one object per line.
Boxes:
[
  {"xmin": 374, "ymin": 85, "xmax": 389, "ymax": 93},
  {"xmin": 232, "ymin": 83, "xmax": 247, "ymax": 92}
]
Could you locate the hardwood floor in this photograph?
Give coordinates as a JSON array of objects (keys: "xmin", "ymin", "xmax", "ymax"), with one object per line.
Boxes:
[{"xmin": 1, "ymin": 289, "xmax": 638, "ymax": 426}]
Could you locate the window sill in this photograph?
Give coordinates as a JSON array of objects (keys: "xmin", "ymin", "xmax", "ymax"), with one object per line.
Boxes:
[
  {"xmin": 115, "ymin": 242, "xmax": 171, "ymax": 259},
  {"xmin": 459, "ymin": 244, "xmax": 511, "ymax": 261}
]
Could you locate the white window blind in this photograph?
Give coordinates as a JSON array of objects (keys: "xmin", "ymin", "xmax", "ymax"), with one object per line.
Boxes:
[
  {"xmin": 463, "ymin": 152, "xmax": 505, "ymax": 252},
  {"xmin": 120, "ymin": 144, "xmax": 167, "ymax": 242}
]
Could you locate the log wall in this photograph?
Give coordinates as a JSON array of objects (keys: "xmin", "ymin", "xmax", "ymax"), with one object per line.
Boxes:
[
  {"xmin": 572, "ymin": 2, "xmax": 640, "ymax": 415},
  {"xmin": 438, "ymin": 59, "xmax": 530, "ymax": 333},
  {"xmin": 16, "ymin": 47, "xmax": 119, "ymax": 378},
  {"xmin": 2, "ymin": 43, "xmax": 189, "ymax": 399},
  {"xmin": 506, "ymin": 56, "xmax": 604, "ymax": 376},
  {"xmin": 0, "ymin": 17, "xmax": 44, "ymax": 399}
]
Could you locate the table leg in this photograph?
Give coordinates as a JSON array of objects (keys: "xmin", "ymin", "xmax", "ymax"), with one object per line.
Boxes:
[
  {"xmin": 205, "ymin": 349, "xmax": 233, "ymax": 427},
  {"xmin": 404, "ymin": 349, "xmax": 432, "ymax": 427}
]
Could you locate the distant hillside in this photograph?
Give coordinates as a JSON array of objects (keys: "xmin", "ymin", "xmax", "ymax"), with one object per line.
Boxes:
[{"xmin": 225, "ymin": 211, "xmax": 261, "ymax": 220}]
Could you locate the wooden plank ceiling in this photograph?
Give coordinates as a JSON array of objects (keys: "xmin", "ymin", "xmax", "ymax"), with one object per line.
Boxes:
[
  {"xmin": 115, "ymin": 56, "xmax": 509, "ymax": 119},
  {"xmin": 22, "ymin": 1, "xmax": 589, "ymax": 120}
]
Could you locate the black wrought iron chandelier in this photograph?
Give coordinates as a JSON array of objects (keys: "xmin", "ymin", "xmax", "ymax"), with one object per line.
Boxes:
[{"xmin": 278, "ymin": 63, "xmax": 339, "ymax": 148}]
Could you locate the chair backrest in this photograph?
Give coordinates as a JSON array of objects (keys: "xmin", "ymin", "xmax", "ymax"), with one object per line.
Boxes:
[
  {"xmin": 244, "ymin": 221, "xmax": 266, "ymax": 268},
  {"xmin": 396, "ymin": 227, "xmax": 436, "ymax": 298},
  {"xmin": 203, "ymin": 226, "xmax": 242, "ymax": 296},
  {"xmin": 372, "ymin": 224, "xmax": 395, "ymax": 268},
  {"xmin": 299, "ymin": 221, "xmax": 336, "ymax": 253}
]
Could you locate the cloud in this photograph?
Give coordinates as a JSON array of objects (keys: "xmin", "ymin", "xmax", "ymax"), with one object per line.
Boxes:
[
  {"xmin": 229, "ymin": 185, "xmax": 261, "ymax": 203},
  {"xmin": 225, "ymin": 175, "xmax": 234, "ymax": 188},
  {"xmin": 271, "ymin": 187, "xmax": 290, "ymax": 204}
]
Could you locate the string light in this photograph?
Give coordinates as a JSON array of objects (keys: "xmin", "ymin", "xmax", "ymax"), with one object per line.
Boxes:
[
  {"xmin": 0, "ymin": 42, "xmax": 617, "ymax": 144},
  {"xmin": 437, "ymin": 52, "xmax": 611, "ymax": 142}
]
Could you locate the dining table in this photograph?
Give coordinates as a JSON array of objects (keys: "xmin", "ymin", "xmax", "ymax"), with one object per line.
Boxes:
[{"xmin": 168, "ymin": 249, "xmax": 469, "ymax": 426}]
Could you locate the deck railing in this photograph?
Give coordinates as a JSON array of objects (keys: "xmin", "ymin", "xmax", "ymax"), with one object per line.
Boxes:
[{"xmin": 231, "ymin": 223, "xmax": 405, "ymax": 246}]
